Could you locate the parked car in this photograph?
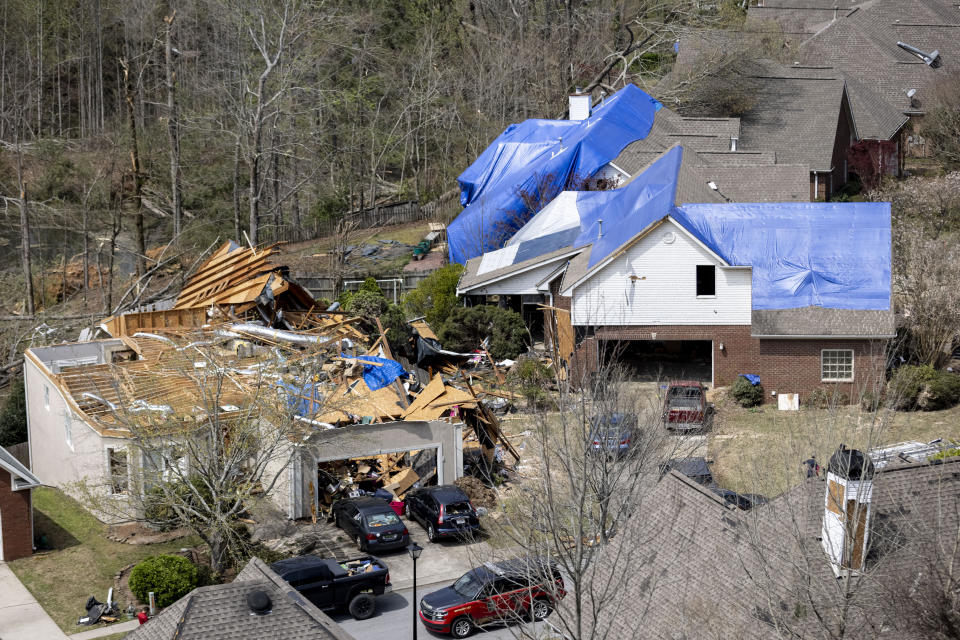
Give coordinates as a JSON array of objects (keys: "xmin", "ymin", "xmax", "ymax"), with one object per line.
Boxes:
[
  {"xmin": 419, "ymin": 558, "xmax": 565, "ymax": 638},
  {"xmin": 659, "ymin": 456, "xmax": 713, "ymax": 485},
  {"xmin": 661, "ymin": 381, "xmax": 714, "ymax": 431},
  {"xmin": 270, "ymin": 555, "xmax": 391, "ymax": 620},
  {"xmin": 332, "ymin": 496, "xmax": 411, "ymax": 552},
  {"xmin": 404, "ymin": 485, "xmax": 481, "ymax": 542},
  {"xmin": 587, "ymin": 412, "xmax": 637, "ymax": 457}
]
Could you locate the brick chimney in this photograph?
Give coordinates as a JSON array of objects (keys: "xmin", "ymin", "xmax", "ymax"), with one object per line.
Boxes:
[{"xmin": 821, "ymin": 445, "xmax": 875, "ymax": 576}]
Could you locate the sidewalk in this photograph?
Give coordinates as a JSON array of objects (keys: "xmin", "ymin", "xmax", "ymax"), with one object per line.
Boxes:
[
  {"xmin": 0, "ymin": 561, "xmax": 68, "ymax": 640},
  {"xmin": 69, "ymin": 619, "xmax": 139, "ymax": 640}
]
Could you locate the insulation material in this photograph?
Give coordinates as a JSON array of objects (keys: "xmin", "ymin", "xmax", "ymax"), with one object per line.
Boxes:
[{"xmin": 448, "ymin": 84, "xmax": 662, "ymax": 264}]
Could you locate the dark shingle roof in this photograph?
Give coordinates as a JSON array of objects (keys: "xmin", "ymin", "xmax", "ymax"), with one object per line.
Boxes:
[
  {"xmin": 583, "ymin": 457, "xmax": 960, "ymax": 639},
  {"xmin": 751, "ymin": 307, "xmax": 895, "ymax": 336},
  {"xmin": 127, "ymin": 558, "xmax": 356, "ymax": 640}
]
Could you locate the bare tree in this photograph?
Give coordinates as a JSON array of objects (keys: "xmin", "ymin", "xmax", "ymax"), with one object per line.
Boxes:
[{"xmin": 164, "ymin": 9, "xmax": 183, "ymax": 239}]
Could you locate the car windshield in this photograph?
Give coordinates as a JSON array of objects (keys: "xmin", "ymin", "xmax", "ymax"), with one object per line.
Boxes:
[
  {"xmin": 366, "ymin": 512, "xmax": 400, "ymax": 527},
  {"xmin": 445, "ymin": 501, "xmax": 472, "ymax": 516},
  {"xmin": 452, "ymin": 571, "xmax": 484, "ymax": 598}
]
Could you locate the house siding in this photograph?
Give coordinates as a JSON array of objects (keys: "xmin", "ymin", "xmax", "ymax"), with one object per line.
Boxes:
[
  {"xmin": 570, "ymin": 220, "xmax": 752, "ymax": 326},
  {"xmin": 466, "ymin": 260, "xmax": 568, "ymax": 296},
  {"xmin": 0, "ymin": 468, "xmax": 33, "ymax": 560},
  {"xmin": 24, "ymin": 356, "xmax": 131, "ymax": 523},
  {"xmin": 571, "ymin": 324, "xmax": 887, "ymax": 402}
]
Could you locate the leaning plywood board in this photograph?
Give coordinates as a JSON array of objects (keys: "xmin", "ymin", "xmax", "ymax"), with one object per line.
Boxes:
[{"xmin": 383, "ymin": 467, "xmax": 419, "ymax": 498}]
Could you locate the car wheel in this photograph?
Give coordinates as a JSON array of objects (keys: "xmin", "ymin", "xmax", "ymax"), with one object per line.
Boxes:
[
  {"xmin": 530, "ymin": 598, "xmax": 552, "ymax": 621},
  {"xmin": 355, "ymin": 534, "xmax": 366, "ymax": 552},
  {"xmin": 427, "ymin": 523, "xmax": 438, "ymax": 543},
  {"xmin": 348, "ymin": 592, "xmax": 376, "ymax": 620},
  {"xmin": 450, "ymin": 616, "xmax": 473, "ymax": 638}
]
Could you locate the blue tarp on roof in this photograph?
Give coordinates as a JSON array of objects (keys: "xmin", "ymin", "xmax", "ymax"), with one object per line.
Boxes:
[
  {"xmin": 448, "ymin": 84, "xmax": 662, "ymax": 264},
  {"xmin": 675, "ymin": 201, "xmax": 891, "ymax": 310},
  {"xmin": 469, "ymin": 145, "xmax": 891, "ymax": 311}
]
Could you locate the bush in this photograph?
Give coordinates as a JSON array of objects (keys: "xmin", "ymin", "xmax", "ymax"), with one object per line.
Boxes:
[
  {"xmin": 512, "ymin": 357, "xmax": 554, "ymax": 409},
  {"xmin": 730, "ymin": 376, "xmax": 763, "ymax": 407},
  {"xmin": 0, "ymin": 377, "xmax": 27, "ymax": 447},
  {"xmin": 343, "ymin": 289, "xmax": 388, "ymax": 319},
  {"xmin": 403, "ymin": 263, "xmax": 464, "ymax": 328},
  {"xmin": 438, "ymin": 305, "xmax": 528, "ymax": 360},
  {"xmin": 805, "ymin": 386, "xmax": 850, "ymax": 409},
  {"xmin": 888, "ymin": 365, "xmax": 960, "ymax": 411},
  {"xmin": 129, "ymin": 555, "xmax": 199, "ymax": 608}
]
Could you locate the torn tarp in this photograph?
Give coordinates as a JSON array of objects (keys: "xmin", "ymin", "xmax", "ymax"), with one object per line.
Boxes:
[
  {"xmin": 415, "ymin": 336, "xmax": 474, "ymax": 366},
  {"xmin": 343, "ymin": 354, "xmax": 408, "ymax": 391}
]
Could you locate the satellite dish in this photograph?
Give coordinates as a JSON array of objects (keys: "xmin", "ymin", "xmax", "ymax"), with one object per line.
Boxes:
[
  {"xmin": 906, "ymin": 88, "xmax": 917, "ymax": 98},
  {"xmin": 707, "ymin": 181, "xmax": 718, "ymax": 190}
]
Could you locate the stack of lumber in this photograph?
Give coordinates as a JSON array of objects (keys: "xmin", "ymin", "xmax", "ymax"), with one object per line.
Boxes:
[{"xmin": 173, "ymin": 241, "xmax": 314, "ymax": 312}]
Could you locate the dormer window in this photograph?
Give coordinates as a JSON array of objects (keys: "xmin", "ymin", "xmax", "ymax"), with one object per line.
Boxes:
[{"xmin": 696, "ymin": 265, "xmax": 716, "ymax": 297}]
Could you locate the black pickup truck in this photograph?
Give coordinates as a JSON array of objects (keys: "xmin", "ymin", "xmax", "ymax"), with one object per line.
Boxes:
[{"xmin": 270, "ymin": 555, "xmax": 391, "ymax": 620}]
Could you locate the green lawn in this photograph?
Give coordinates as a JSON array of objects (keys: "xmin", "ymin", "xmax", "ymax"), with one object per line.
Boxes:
[
  {"xmin": 709, "ymin": 400, "xmax": 960, "ymax": 496},
  {"xmin": 9, "ymin": 487, "xmax": 199, "ymax": 633}
]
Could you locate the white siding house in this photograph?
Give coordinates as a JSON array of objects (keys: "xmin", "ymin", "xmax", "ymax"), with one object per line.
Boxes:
[{"xmin": 565, "ymin": 218, "xmax": 752, "ymax": 326}]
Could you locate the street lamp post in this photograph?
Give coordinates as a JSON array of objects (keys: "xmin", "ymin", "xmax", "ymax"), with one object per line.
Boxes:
[{"xmin": 408, "ymin": 542, "xmax": 423, "ymax": 640}]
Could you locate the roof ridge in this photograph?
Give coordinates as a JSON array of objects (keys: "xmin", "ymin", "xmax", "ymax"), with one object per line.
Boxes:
[{"xmin": 666, "ymin": 469, "xmax": 735, "ymax": 509}]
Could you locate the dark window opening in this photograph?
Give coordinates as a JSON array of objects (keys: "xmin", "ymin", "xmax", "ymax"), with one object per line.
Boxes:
[{"xmin": 696, "ymin": 265, "xmax": 716, "ymax": 296}]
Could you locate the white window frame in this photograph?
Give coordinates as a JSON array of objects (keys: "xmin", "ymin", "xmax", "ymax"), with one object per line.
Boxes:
[
  {"xmin": 106, "ymin": 447, "xmax": 129, "ymax": 496},
  {"xmin": 821, "ymin": 349, "xmax": 854, "ymax": 382}
]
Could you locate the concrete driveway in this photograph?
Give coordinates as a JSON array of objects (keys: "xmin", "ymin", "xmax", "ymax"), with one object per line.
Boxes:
[{"xmin": 0, "ymin": 561, "xmax": 67, "ymax": 640}]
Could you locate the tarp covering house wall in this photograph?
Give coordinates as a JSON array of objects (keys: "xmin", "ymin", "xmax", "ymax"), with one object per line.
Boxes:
[{"xmin": 448, "ymin": 84, "xmax": 662, "ymax": 264}]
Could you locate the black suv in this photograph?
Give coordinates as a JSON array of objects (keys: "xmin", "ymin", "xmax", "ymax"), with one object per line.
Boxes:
[
  {"xmin": 332, "ymin": 496, "xmax": 410, "ymax": 552},
  {"xmin": 404, "ymin": 485, "xmax": 481, "ymax": 542},
  {"xmin": 419, "ymin": 558, "xmax": 565, "ymax": 637}
]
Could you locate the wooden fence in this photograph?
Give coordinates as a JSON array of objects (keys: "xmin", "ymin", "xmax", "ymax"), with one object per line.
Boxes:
[
  {"xmin": 313, "ymin": 201, "xmax": 425, "ymax": 238},
  {"xmin": 292, "ymin": 273, "xmax": 434, "ymax": 303}
]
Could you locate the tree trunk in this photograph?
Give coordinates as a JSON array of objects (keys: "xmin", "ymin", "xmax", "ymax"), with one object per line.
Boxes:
[
  {"xmin": 121, "ymin": 58, "xmax": 146, "ymax": 277},
  {"xmin": 291, "ymin": 160, "xmax": 301, "ymax": 241},
  {"xmin": 165, "ymin": 11, "xmax": 183, "ymax": 239},
  {"xmin": 15, "ymin": 152, "xmax": 35, "ymax": 316},
  {"xmin": 233, "ymin": 137, "xmax": 242, "ymax": 242}
]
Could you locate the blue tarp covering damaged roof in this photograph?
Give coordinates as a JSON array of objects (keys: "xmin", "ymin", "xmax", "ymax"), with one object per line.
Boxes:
[
  {"xmin": 471, "ymin": 146, "xmax": 891, "ymax": 311},
  {"xmin": 448, "ymin": 84, "xmax": 662, "ymax": 264}
]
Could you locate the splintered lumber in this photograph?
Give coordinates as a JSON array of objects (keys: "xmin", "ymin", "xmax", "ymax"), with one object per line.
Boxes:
[
  {"xmin": 460, "ymin": 371, "xmax": 520, "ymax": 462},
  {"xmin": 383, "ymin": 467, "xmax": 419, "ymax": 498}
]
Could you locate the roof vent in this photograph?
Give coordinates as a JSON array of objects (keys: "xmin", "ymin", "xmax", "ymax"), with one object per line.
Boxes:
[
  {"xmin": 896, "ymin": 41, "xmax": 942, "ymax": 68},
  {"xmin": 247, "ymin": 590, "xmax": 272, "ymax": 616}
]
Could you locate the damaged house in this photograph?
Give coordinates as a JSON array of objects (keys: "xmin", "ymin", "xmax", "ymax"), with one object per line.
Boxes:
[
  {"xmin": 23, "ymin": 242, "xmax": 505, "ymax": 523},
  {"xmin": 457, "ymin": 146, "xmax": 893, "ymax": 401}
]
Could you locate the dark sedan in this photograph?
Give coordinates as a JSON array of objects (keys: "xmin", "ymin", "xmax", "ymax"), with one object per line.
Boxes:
[
  {"xmin": 332, "ymin": 496, "xmax": 411, "ymax": 552},
  {"xmin": 404, "ymin": 485, "xmax": 481, "ymax": 542}
]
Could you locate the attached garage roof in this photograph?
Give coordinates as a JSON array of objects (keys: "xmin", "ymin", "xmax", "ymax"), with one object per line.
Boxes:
[{"xmin": 0, "ymin": 446, "xmax": 41, "ymax": 491}]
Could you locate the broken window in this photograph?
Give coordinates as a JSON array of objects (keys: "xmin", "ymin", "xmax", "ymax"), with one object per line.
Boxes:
[
  {"xmin": 696, "ymin": 265, "xmax": 716, "ymax": 297},
  {"xmin": 821, "ymin": 349, "xmax": 854, "ymax": 382},
  {"xmin": 107, "ymin": 448, "xmax": 129, "ymax": 495}
]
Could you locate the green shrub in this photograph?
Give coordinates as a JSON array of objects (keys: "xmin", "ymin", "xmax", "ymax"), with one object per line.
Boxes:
[
  {"xmin": 805, "ymin": 386, "xmax": 850, "ymax": 409},
  {"xmin": 438, "ymin": 305, "xmax": 528, "ymax": 360},
  {"xmin": 403, "ymin": 264, "xmax": 464, "ymax": 328},
  {"xmin": 730, "ymin": 376, "xmax": 763, "ymax": 407},
  {"xmin": 343, "ymin": 289, "xmax": 388, "ymax": 319},
  {"xmin": 887, "ymin": 365, "xmax": 960, "ymax": 411},
  {"xmin": 512, "ymin": 357, "xmax": 554, "ymax": 409},
  {"xmin": 129, "ymin": 555, "xmax": 199, "ymax": 608},
  {"xmin": 0, "ymin": 377, "xmax": 27, "ymax": 447},
  {"xmin": 931, "ymin": 447, "xmax": 960, "ymax": 461}
]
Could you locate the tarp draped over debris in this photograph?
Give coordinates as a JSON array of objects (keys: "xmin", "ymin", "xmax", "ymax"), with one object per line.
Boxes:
[
  {"xmin": 342, "ymin": 353, "xmax": 407, "ymax": 391},
  {"xmin": 448, "ymin": 84, "xmax": 662, "ymax": 264}
]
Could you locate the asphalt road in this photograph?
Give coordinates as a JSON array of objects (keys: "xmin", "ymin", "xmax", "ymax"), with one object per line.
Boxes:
[{"xmin": 330, "ymin": 585, "xmax": 556, "ymax": 640}]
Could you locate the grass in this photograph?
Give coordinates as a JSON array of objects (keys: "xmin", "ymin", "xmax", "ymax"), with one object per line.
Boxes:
[
  {"xmin": 94, "ymin": 633, "xmax": 132, "ymax": 640},
  {"xmin": 9, "ymin": 487, "xmax": 200, "ymax": 633},
  {"xmin": 708, "ymin": 397, "xmax": 960, "ymax": 496}
]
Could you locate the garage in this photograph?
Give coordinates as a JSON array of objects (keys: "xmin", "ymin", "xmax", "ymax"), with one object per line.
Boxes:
[{"xmin": 603, "ymin": 339, "xmax": 712, "ymax": 384}]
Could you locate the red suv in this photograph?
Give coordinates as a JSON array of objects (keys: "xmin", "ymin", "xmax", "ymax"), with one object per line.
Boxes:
[{"xmin": 419, "ymin": 558, "xmax": 564, "ymax": 637}]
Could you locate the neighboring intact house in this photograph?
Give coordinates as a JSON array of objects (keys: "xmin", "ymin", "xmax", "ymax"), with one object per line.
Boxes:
[
  {"xmin": 458, "ymin": 146, "xmax": 893, "ymax": 401},
  {"xmin": 578, "ymin": 446, "xmax": 960, "ymax": 638},
  {"xmin": 747, "ymin": 0, "xmax": 956, "ymax": 160},
  {"xmin": 127, "ymin": 557, "xmax": 356, "ymax": 640},
  {"xmin": 0, "ymin": 445, "xmax": 41, "ymax": 561}
]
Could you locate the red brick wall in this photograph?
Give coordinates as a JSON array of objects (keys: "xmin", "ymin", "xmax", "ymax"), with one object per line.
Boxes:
[
  {"xmin": 571, "ymin": 324, "xmax": 887, "ymax": 403},
  {"xmin": 0, "ymin": 468, "xmax": 33, "ymax": 560}
]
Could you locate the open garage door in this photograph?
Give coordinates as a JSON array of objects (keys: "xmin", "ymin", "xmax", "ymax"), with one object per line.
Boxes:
[{"xmin": 604, "ymin": 339, "xmax": 712, "ymax": 385}]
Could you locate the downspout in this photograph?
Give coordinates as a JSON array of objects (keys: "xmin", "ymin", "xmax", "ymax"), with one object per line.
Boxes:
[{"xmin": 814, "ymin": 173, "xmax": 819, "ymax": 200}]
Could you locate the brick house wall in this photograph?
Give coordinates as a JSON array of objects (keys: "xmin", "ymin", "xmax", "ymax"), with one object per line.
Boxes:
[
  {"xmin": 571, "ymin": 324, "xmax": 887, "ymax": 402},
  {"xmin": 0, "ymin": 467, "xmax": 33, "ymax": 560}
]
